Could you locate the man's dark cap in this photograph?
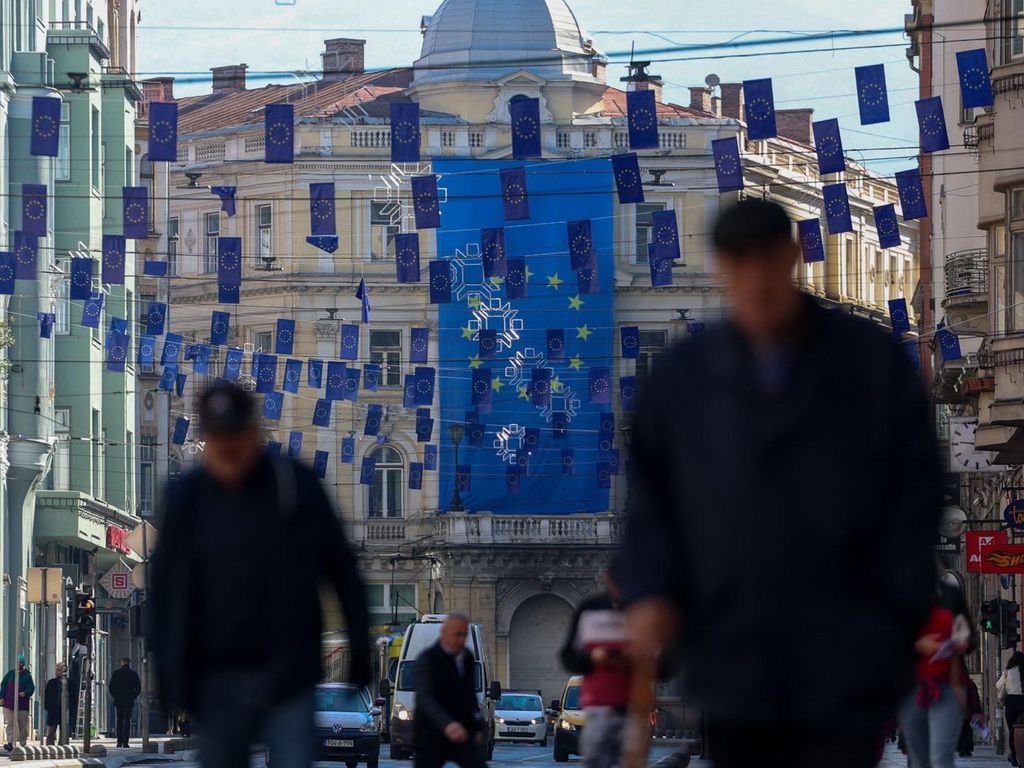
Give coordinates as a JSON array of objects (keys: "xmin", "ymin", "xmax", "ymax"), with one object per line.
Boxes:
[
  {"xmin": 198, "ymin": 384, "xmax": 256, "ymax": 435},
  {"xmin": 712, "ymin": 198, "xmax": 793, "ymax": 256}
]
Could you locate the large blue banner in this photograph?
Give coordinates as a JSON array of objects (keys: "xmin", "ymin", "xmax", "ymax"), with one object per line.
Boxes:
[{"xmin": 435, "ymin": 158, "xmax": 613, "ymax": 515}]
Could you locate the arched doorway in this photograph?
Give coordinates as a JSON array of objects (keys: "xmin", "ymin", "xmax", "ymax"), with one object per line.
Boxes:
[{"xmin": 508, "ymin": 594, "xmax": 575, "ymax": 706}]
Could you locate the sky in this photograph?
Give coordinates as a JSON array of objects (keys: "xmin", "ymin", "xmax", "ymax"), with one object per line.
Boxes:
[{"xmin": 137, "ymin": 0, "xmax": 928, "ymax": 170}]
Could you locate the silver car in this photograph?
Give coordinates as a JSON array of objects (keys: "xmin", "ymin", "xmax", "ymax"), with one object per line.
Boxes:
[{"xmin": 494, "ymin": 692, "xmax": 548, "ymax": 746}]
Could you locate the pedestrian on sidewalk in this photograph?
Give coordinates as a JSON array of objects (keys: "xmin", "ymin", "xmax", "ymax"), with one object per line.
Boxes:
[
  {"xmin": 998, "ymin": 652, "xmax": 1024, "ymax": 765},
  {"xmin": 413, "ymin": 614, "xmax": 486, "ymax": 768},
  {"xmin": 956, "ymin": 660, "xmax": 983, "ymax": 759},
  {"xmin": 559, "ymin": 558, "xmax": 631, "ymax": 768},
  {"xmin": 1, "ymin": 655, "xmax": 34, "ymax": 750},
  {"xmin": 43, "ymin": 662, "xmax": 68, "ymax": 746},
  {"xmin": 149, "ymin": 384, "xmax": 371, "ymax": 768},
  {"xmin": 619, "ymin": 199, "xmax": 943, "ymax": 768},
  {"xmin": 898, "ymin": 575, "xmax": 976, "ymax": 768},
  {"xmin": 108, "ymin": 657, "xmax": 141, "ymax": 748}
]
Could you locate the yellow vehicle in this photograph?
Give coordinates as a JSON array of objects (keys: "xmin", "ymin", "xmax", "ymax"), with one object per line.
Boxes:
[{"xmin": 552, "ymin": 676, "xmax": 585, "ymax": 762}]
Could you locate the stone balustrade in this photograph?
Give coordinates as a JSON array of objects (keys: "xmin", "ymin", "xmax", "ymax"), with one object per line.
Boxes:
[{"xmin": 354, "ymin": 512, "xmax": 621, "ymax": 547}]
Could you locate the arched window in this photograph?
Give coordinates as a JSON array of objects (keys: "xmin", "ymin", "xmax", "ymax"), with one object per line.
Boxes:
[{"xmin": 368, "ymin": 446, "xmax": 403, "ymax": 518}]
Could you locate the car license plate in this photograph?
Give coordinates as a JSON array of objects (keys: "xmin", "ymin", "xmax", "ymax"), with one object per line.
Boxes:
[
  {"xmin": 324, "ymin": 739, "xmax": 355, "ymax": 748},
  {"xmin": 506, "ymin": 727, "xmax": 531, "ymax": 734}
]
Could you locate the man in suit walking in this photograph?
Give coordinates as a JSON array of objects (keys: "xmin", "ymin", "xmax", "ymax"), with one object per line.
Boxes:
[
  {"xmin": 413, "ymin": 614, "xmax": 486, "ymax": 768},
  {"xmin": 108, "ymin": 657, "xmax": 141, "ymax": 748}
]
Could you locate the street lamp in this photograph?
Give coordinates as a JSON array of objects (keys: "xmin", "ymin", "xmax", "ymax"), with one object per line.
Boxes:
[{"xmin": 448, "ymin": 423, "xmax": 464, "ymax": 513}]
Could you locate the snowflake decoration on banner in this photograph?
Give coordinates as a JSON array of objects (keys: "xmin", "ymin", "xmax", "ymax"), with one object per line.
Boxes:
[
  {"xmin": 449, "ymin": 248, "xmax": 523, "ymax": 352},
  {"xmin": 371, "ymin": 163, "xmax": 448, "ymax": 232},
  {"xmin": 505, "ymin": 348, "xmax": 549, "ymax": 390},
  {"xmin": 494, "ymin": 424, "xmax": 527, "ymax": 465}
]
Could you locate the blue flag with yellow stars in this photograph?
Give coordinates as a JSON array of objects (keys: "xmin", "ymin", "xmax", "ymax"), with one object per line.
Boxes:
[
  {"xmin": 510, "ymin": 97, "xmax": 542, "ymax": 158},
  {"xmin": 283, "ymin": 359, "xmax": 302, "ymax": 394},
  {"xmin": 409, "ymin": 462, "xmax": 424, "ymax": 490},
  {"xmin": 472, "ymin": 368, "xmax": 492, "ymax": 408},
  {"xmin": 500, "ymin": 167, "xmax": 531, "ymax": 221},
  {"xmin": 22, "ymin": 184, "xmax": 47, "ymax": 237},
  {"xmin": 218, "ymin": 237, "xmax": 242, "ymax": 286},
  {"xmin": 552, "ymin": 412, "xmax": 568, "ymax": 439},
  {"xmin": 310, "ymin": 183, "xmax": 336, "ymax": 236},
  {"xmin": 589, "ymin": 367, "xmax": 611, "ymax": 405},
  {"xmin": 412, "ymin": 175, "xmax": 442, "ymax": 229},
  {"xmin": 416, "ymin": 409, "xmax": 433, "ymax": 443},
  {"xmin": 341, "ymin": 437, "xmax": 356, "ymax": 464},
  {"xmin": 107, "ymin": 330, "xmax": 129, "ymax": 373},
  {"xmin": 340, "ymin": 324, "xmax": 359, "ymax": 360},
  {"xmin": 712, "ymin": 137, "xmax": 743, "ymax": 193},
  {"xmin": 411, "ymin": 328, "xmax": 429, "ymax": 363},
  {"xmin": 743, "ymin": 78, "xmax": 777, "ymax": 140},
  {"xmin": 13, "ymin": 232, "xmax": 37, "ymax": 281},
  {"xmin": 313, "ymin": 398, "xmax": 332, "ymax": 428},
  {"xmin": 567, "ymin": 220, "xmax": 596, "ymax": 271},
  {"xmin": 916, "ymin": 97, "xmax": 950, "ymax": 153},
  {"xmin": 823, "ymin": 183, "xmax": 853, "ymax": 234},
  {"xmin": 308, "ymin": 358, "xmax": 323, "ymax": 388},
  {"xmin": 531, "ymin": 368, "xmax": 551, "ymax": 407},
  {"xmin": 547, "ymin": 329, "xmax": 565, "ymax": 363},
  {"xmin": 364, "ymin": 404, "xmax": 383, "ymax": 437},
  {"xmin": 211, "ymin": 186, "xmax": 237, "ymax": 216},
  {"xmin": 395, "ymin": 233, "xmax": 421, "ymax": 283},
  {"xmin": 620, "ymin": 377, "xmax": 637, "ymax": 412},
  {"xmin": 123, "ymin": 187, "xmax": 149, "ymax": 239},
  {"xmin": 429, "ymin": 260, "xmax": 452, "ymax": 303},
  {"xmin": 39, "ymin": 312, "xmax": 56, "ymax": 339},
  {"xmin": 506, "ymin": 465, "xmax": 521, "ymax": 494},
  {"xmin": 364, "ymin": 364, "xmax": 381, "ymax": 392},
  {"xmin": 138, "ymin": 337, "xmax": 156, "ymax": 368},
  {"xmin": 561, "ymin": 449, "xmax": 575, "ymax": 476},
  {"xmin": 313, "ymin": 450, "xmax": 329, "ymax": 479},
  {"xmin": 70, "ymin": 257, "xmax": 93, "ymax": 300},
  {"xmin": 356, "ymin": 279, "xmax": 371, "ymax": 324},
  {"xmin": 343, "ymin": 367, "xmax": 360, "ymax": 402},
  {"xmin": 219, "ymin": 283, "xmax": 240, "ymax": 305},
  {"xmin": 148, "ymin": 102, "xmax": 179, "ymax": 162},
  {"xmin": 161, "ymin": 333, "xmax": 182, "ymax": 367},
  {"xmin": 254, "ymin": 353, "xmax": 278, "ymax": 394},
  {"xmin": 287, "ymin": 431, "xmax": 303, "ymax": 459},
  {"xmin": 855, "ymin": 64, "xmax": 890, "ymax": 125},
  {"xmin": 650, "ymin": 210, "xmax": 680, "ymax": 262},
  {"xmin": 424, "ymin": 445, "xmax": 438, "ymax": 471},
  {"xmin": 481, "ymin": 227, "xmax": 508, "ymax": 280},
  {"xmin": 812, "ymin": 119, "xmax": 845, "ymax": 176},
  {"xmin": 172, "ymin": 417, "xmax": 189, "ymax": 446},
  {"xmin": 143, "ymin": 260, "xmax": 168, "ymax": 277},
  {"xmin": 938, "ymin": 321, "xmax": 962, "ymax": 362},
  {"xmin": 211, "ymin": 311, "xmax": 230, "ymax": 346},
  {"xmin": 391, "ymin": 102, "xmax": 421, "ymax": 164},
  {"xmin": 147, "ymin": 301, "xmax": 167, "ymax": 336},
  {"xmin": 506, "ymin": 258, "xmax": 528, "ymax": 300},
  {"xmin": 957, "ymin": 49, "xmax": 993, "ymax": 109},
  {"xmin": 175, "ymin": 372, "xmax": 187, "ymax": 398},
  {"xmin": 888, "ymin": 298, "xmax": 910, "ymax": 332},
  {"xmin": 276, "ymin": 318, "xmax": 295, "ymax": 355},
  {"xmin": 479, "ymin": 329, "xmax": 498, "ymax": 360},
  {"xmin": 414, "ymin": 366, "xmax": 436, "ymax": 406},
  {"xmin": 895, "ymin": 168, "xmax": 928, "ymax": 221},
  {"xmin": 875, "ymin": 204, "xmax": 902, "ymax": 249},
  {"xmin": 403, "ymin": 375, "xmax": 416, "ymax": 408},
  {"xmin": 307, "ymin": 236, "xmax": 338, "ymax": 254},
  {"xmin": 326, "ymin": 362, "xmax": 347, "ymax": 401},
  {"xmin": 611, "ymin": 153, "xmax": 645, "ymax": 204},
  {"xmin": 620, "ymin": 327, "xmax": 640, "ymax": 360},
  {"xmin": 30, "ymin": 97, "xmax": 61, "ymax": 157},
  {"xmin": 456, "ymin": 465, "xmax": 472, "ymax": 493},
  {"xmin": 158, "ymin": 366, "xmax": 176, "ymax": 392},
  {"xmin": 577, "ymin": 267, "xmax": 597, "ymax": 295},
  {"xmin": 223, "ymin": 348, "xmax": 243, "ymax": 381},
  {"xmin": 650, "ymin": 246, "xmax": 673, "ymax": 288},
  {"xmin": 798, "ymin": 219, "xmax": 825, "ymax": 264},
  {"xmin": 627, "ymin": 89, "xmax": 659, "ymax": 150},
  {"xmin": 264, "ymin": 103, "xmax": 294, "ymax": 164}
]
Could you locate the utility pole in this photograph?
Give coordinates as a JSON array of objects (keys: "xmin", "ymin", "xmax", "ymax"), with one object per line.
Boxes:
[{"xmin": 140, "ymin": 521, "xmax": 153, "ymax": 753}]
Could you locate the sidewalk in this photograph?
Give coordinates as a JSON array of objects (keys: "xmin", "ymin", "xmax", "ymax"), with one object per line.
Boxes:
[{"xmin": 0, "ymin": 736, "xmax": 192, "ymax": 767}]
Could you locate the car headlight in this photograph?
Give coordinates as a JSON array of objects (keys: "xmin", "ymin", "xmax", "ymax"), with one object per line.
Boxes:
[
  {"xmin": 530, "ymin": 718, "xmax": 540, "ymax": 725},
  {"xmin": 395, "ymin": 703, "xmax": 413, "ymax": 721},
  {"xmin": 559, "ymin": 720, "xmax": 576, "ymax": 731},
  {"xmin": 360, "ymin": 720, "xmax": 378, "ymax": 733},
  {"xmin": 496, "ymin": 717, "xmax": 505, "ymax": 724}
]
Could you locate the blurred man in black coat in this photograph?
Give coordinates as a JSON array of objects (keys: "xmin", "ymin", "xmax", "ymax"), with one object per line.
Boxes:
[
  {"xmin": 620, "ymin": 200, "xmax": 942, "ymax": 768},
  {"xmin": 108, "ymin": 657, "xmax": 141, "ymax": 748}
]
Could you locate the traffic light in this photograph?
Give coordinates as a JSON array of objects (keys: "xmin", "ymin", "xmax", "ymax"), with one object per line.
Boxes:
[
  {"xmin": 1003, "ymin": 600, "xmax": 1022, "ymax": 650},
  {"xmin": 75, "ymin": 592, "xmax": 95, "ymax": 644},
  {"xmin": 981, "ymin": 599, "xmax": 1001, "ymax": 634}
]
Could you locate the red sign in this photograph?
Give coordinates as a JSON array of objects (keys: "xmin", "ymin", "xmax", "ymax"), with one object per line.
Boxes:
[
  {"xmin": 977, "ymin": 544, "xmax": 1024, "ymax": 573},
  {"xmin": 106, "ymin": 526, "xmax": 131, "ymax": 555},
  {"xmin": 967, "ymin": 531, "xmax": 1008, "ymax": 573}
]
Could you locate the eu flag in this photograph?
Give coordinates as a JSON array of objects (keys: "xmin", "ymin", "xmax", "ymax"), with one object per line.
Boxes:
[
  {"xmin": 211, "ymin": 311, "xmax": 230, "ymax": 346},
  {"xmin": 712, "ymin": 137, "xmax": 744, "ymax": 193},
  {"xmin": 411, "ymin": 175, "xmax": 442, "ymax": 229},
  {"xmin": 39, "ymin": 312, "xmax": 56, "ymax": 339},
  {"xmin": 137, "ymin": 335, "xmax": 155, "ymax": 366},
  {"xmin": 429, "ymin": 260, "xmax": 452, "ymax": 304},
  {"xmin": 364, "ymin": 404, "xmax": 383, "ymax": 437},
  {"xmin": 307, "ymin": 236, "xmax": 339, "ymax": 254},
  {"xmin": 895, "ymin": 168, "xmax": 928, "ymax": 221},
  {"xmin": 649, "ymin": 247, "xmax": 673, "ymax": 288},
  {"xmin": 308, "ymin": 358, "xmax": 323, "ymax": 388},
  {"xmin": 158, "ymin": 366, "xmax": 176, "ymax": 392},
  {"xmin": 577, "ymin": 267, "xmax": 598, "ymax": 296},
  {"xmin": 22, "ymin": 184, "xmax": 47, "ymax": 237},
  {"xmin": 364, "ymin": 364, "xmax": 381, "ymax": 392},
  {"xmin": 264, "ymin": 103, "xmax": 294, "ymax": 164},
  {"xmin": 416, "ymin": 409, "xmax": 433, "ymax": 443},
  {"xmin": 218, "ymin": 237, "xmax": 242, "ymax": 285},
  {"xmin": 147, "ymin": 301, "xmax": 167, "ymax": 336},
  {"xmin": 479, "ymin": 329, "xmax": 497, "ymax": 360},
  {"xmin": 102, "ymin": 234, "xmax": 126, "ymax": 285},
  {"xmin": 326, "ymin": 362, "xmax": 347, "ymax": 401},
  {"xmin": 481, "ymin": 227, "xmax": 507, "ymax": 280},
  {"xmin": 812, "ymin": 119, "xmax": 845, "ymax": 175},
  {"xmin": 620, "ymin": 376, "xmax": 637, "ymax": 412},
  {"xmin": 957, "ymin": 48, "xmax": 994, "ymax": 109},
  {"xmin": 798, "ymin": 219, "xmax": 825, "ymax": 264},
  {"xmin": 547, "ymin": 329, "xmax": 565, "ymax": 363},
  {"xmin": 343, "ymin": 367, "xmax": 361, "ymax": 402},
  {"xmin": 254, "ymin": 353, "xmax": 278, "ymax": 394},
  {"xmin": 123, "ymin": 187, "xmax": 149, "ymax": 240},
  {"xmin": 395, "ymin": 233, "xmax": 421, "ymax": 283},
  {"xmin": 916, "ymin": 97, "xmax": 950, "ymax": 153},
  {"xmin": 567, "ymin": 220, "xmax": 596, "ymax": 271},
  {"xmin": 30, "ymin": 97, "xmax": 61, "ymax": 157},
  {"xmin": 743, "ymin": 78, "xmax": 777, "ymax": 140},
  {"xmin": 309, "ymin": 182, "xmax": 336, "ymax": 236},
  {"xmin": 510, "ymin": 97, "xmax": 542, "ymax": 158},
  {"xmin": 391, "ymin": 102, "xmax": 421, "ymax": 163},
  {"xmin": 13, "ymin": 232, "xmax": 37, "ymax": 281},
  {"xmin": 143, "ymin": 260, "xmax": 168, "ymax": 277},
  {"xmin": 823, "ymin": 184, "xmax": 853, "ymax": 234},
  {"xmin": 172, "ymin": 417, "xmax": 190, "ymax": 446},
  {"xmin": 414, "ymin": 366, "xmax": 436, "ymax": 406},
  {"xmin": 192, "ymin": 345, "xmax": 212, "ymax": 375},
  {"xmin": 219, "ymin": 284, "xmax": 240, "ymax": 305},
  {"xmin": 211, "ymin": 186, "xmax": 237, "ymax": 217},
  {"xmin": 855, "ymin": 64, "xmax": 890, "ymax": 125},
  {"xmin": 81, "ymin": 294, "xmax": 103, "ymax": 329},
  {"xmin": 627, "ymin": 89, "xmax": 659, "ymax": 150},
  {"xmin": 889, "ymin": 298, "xmax": 910, "ymax": 332},
  {"xmin": 531, "ymin": 368, "xmax": 551, "ymax": 407},
  {"xmin": 275, "ymin": 318, "xmax": 295, "ymax": 355},
  {"xmin": 506, "ymin": 258, "xmax": 528, "ymax": 300},
  {"xmin": 469, "ymin": 416, "xmax": 487, "ymax": 448},
  {"xmin": 70, "ymin": 257, "xmax": 93, "ymax": 300},
  {"xmin": 500, "ymin": 167, "xmax": 530, "ymax": 221},
  {"xmin": 562, "ymin": 449, "xmax": 575, "ymax": 476},
  {"xmin": 875, "ymin": 204, "xmax": 902, "ymax": 249},
  {"xmin": 472, "ymin": 368, "xmax": 492, "ymax": 408},
  {"xmin": 287, "ymin": 432, "xmax": 303, "ymax": 459},
  {"xmin": 456, "ymin": 465, "xmax": 472, "ymax": 494},
  {"xmin": 620, "ymin": 326, "xmax": 640, "ymax": 359},
  {"xmin": 650, "ymin": 210, "xmax": 680, "ymax": 262},
  {"xmin": 313, "ymin": 451, "xmax": 329, "ymax": 479},
  {"xmin": 342, "ymin": 438, "xmax": 356, "ymax": 464},
  {"xmin": 356, "ymin": 279, "xmax": 371, "ymax": 324},
  {"xmin": 283, "ymin": 359, "xmax": 302, "ymax": 393},
  {"xmin": 410, "ymin": 463, "xmax": 424, "ymax": 490},
  {"xmin": 161, "ymin": 333, "xmax": 182, "ymax": 366},
  {"xmin": 411, "ymin": 328, "xmax": 429, "ymax": 364},
  {"xmin": 612, "ymin": 153, "xmax": 645, "ymax": 204},
  {"xmin": 223, "ymin": 347, "xmax": 243, "ymax": 381},
  {"xmin": 424, "ymin": 445, "xmax": 438, "ymax": 471},
  {"xmin": 262, "ymin": 394, "xmax": 283, "ymax": 421},
  {"xmin": 938, "ymin": 322, "xmax": 963, "ymax": 361},
  {"xmin": 597, "ymin": 463, "xmax": 613, "ymax": 490},
  {"xmin": 589, "ymin": 367, "xmax": 612, "ymax": 405},
  {"xmin": 313, "ymin": 398, "xmax": 332, "ymax": 428},
  {"xmin": 403, "ymin": 376, "xmax": 416, "ymax": 408},
  {"xmin": 148, "ymin": 102, "xmax": 179, "ymax": 162},
  {"xmin": 340, "ymin": 324, "xmax": 359, "ymax": 360},
  {"xmin": 552, "ymin": 412, "xmax": 568, "ymax": 439}
]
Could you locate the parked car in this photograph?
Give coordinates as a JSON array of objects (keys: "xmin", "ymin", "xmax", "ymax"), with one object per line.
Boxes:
[
  {"xmin": 552, "ymin": 676, "xmax": 585, "ymax": 762},
  {"xmin": 495, "ymin": 691, "xmax": 548, "ymax": 746}
]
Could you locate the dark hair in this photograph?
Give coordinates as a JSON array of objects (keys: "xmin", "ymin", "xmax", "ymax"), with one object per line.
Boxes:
[
  {"xmin": 199, "ymin": 384, "xmax": 257, "ymax": 434},
  {"xmin": 120, "ymin": 657, "xmax": 131, "ymax": 665},
  {"xmin": 1009, "ymin": 652, "xmax": 1024, "ymax": 671},
  {"xmin": 712, "ymin": 199, "xmax": 793, "ymax": 255}
]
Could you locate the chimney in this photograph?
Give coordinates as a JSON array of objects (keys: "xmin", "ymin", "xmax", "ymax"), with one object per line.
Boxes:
[
  {"xmin": 591, "ymin": 58, "xmax": 607, "ymax": 84},
  {"xmin": 148, "ymin": 76, "xmax": 174, "ymax": 101},
  {"xmin": 211, "ymin": 64, "xmax": 248, "ymax": 94},
  {"xmin": 632, "ymin": 78, "xmax": 663, "ymax": 106},
  {"xmin": 776, "ymin": 108, "xmax": 815, "ymax": 145},
  {"xmin": 688, "ymin": 87, "xmax": 712, "ymax": 114},
  {"xmin": 720, "ymin": 83, "xmax": 744, "ymax": 121},
  {"xmin": 711, "ymin": 96, "xmax": 722, "ymax": 117},
  {"xmin": 322, "ymin": 38, "xmax": 366, "ymax": 80}
]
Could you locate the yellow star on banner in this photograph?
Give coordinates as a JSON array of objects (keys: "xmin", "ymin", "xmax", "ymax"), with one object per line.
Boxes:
[
  {"xmin": 551, "ymin": 376, "xmax": 565, "ymax": 393},
  {"xmin": 576, "ymin": 324, "xmax": 593, "ymax": 342},
  {"xmin": 461, "ymin": 325, "xmax": 476, "ymax": 340},
  {"xmin": 489, "ymin": 277, "xmax": 505, "ymax": 287},
  {"xmin": 547, "ymin": 273, "xmax": 564, "ymax": 290},
  {"xmin": 467, "ymin": 295, "xmax": 482, "ymax": 309},
  {"xmin": 569, "ymin": 355, "xmax": 584, "ymax": 371},
  {"xmin": 517, "ymin": 385, "xmax": 530, "ymax": 401},
  {"xmin": 525, "ymin": 265, "xmax": 536, "ymax": 281},
  {"xmin": 568, "ymin": 294, "xmax": 584, "ymax": 311},
  {"xmin": 492, "ymin": 377, "xmax": 506, "ymax": 393},
  {"xmin": 467, "ymin": 354, "xmax": 483, "ymax": 369}
]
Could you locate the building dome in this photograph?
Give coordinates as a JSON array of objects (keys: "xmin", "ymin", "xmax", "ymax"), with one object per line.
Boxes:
[{"xmin": 414, "ymin": 0, "xmax": 596, "ymax": 85}]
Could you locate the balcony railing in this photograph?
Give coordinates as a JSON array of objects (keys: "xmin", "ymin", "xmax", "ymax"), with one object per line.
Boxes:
[
  {"xmin": 353, "ymin": 512, "xmax": 622, "ymax": 547},
  {"xmin": 944, "ymin": 249, "xmax": 988, "ymax": 303}
]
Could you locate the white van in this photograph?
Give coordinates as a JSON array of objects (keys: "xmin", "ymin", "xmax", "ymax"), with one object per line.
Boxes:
[{"xmin": 388, "ymin": 615, "xmax": 501, "ymax": 760}]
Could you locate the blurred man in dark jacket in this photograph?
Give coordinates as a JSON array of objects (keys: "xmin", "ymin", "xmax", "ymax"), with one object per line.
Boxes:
[
  {"xmin": 43, "ymin": 663, "xmax": 67, "ymax": 746},
  {"xmin": 149, "ymin": 384, "xmax": 371, "ymax": 768},
  {"xmin": 620, "ymin": 199, "xmax": 942, "ymax": 768},
  {"xmin": 108, "ymin": 657, "xmax": 141, "ymax": 747}
]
